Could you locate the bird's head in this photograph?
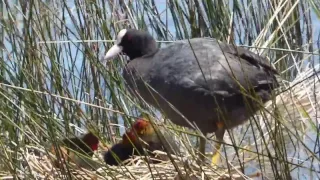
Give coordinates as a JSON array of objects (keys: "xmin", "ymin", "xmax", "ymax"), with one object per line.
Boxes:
[
  {"xmin": 82, "ymin": 132, "xmax": 99, "ymax": 151},
  {"xmin": 122, "ymin": 118, "xmax": 155, "ymax": 144},
  {"xmin": 103, "ymin": 29, "xmax": 157, "ymax": 62},
  {"xmin": 132, "ymin": 118, "xmax": 154, "ymax": 136}
]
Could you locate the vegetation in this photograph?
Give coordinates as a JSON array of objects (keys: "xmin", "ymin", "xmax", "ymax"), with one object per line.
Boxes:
[{"xmin": 0, "ymin": 0, "xmax": 319, "ymax": 179}]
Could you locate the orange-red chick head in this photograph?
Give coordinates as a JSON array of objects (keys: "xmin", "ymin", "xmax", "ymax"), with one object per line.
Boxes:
[
  {"xmin": 122, "ymin": 118, "xmax": 157, "ymax": 145},
  {"xmin": 132, "ymin": 118, "xmax": 154, "ymax": 136},
  {"xmin": 82, "ymin": 132, "xmax": 99, "ymax": 151},
  {"xmin": 122, "ymin": 118, "xmax": 154, "ymax": 144}
]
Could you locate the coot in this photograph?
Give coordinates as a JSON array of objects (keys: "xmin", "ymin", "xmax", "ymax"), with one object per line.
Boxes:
[
  {"xmin": 104, "ymin": 118, "xmax": 180, "ymax": 165},
  {"xmin": 104, "ymin": 130, "xmax": 144, "ymax": 166},
  {"xmin": 50, "ymin": 132, "xmax": 99, "ymax": 169},
  {"xmin": 103, "ymin": 29, "xmax": 279, "ymax": 164}
]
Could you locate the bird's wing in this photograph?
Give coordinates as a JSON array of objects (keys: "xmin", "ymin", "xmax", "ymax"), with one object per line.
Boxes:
[{"xmin": 145, "ymin": 38, "xmax": 278, "ymax": 98}]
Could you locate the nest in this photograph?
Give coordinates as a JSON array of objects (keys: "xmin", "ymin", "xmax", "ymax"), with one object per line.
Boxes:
[{"xmin": 0, "ymin": 148, "xmax": 261, "ymax": 180}]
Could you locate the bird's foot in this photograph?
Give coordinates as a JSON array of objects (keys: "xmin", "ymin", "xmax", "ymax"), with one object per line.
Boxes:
[
  {"xmin": 211, "ymin": 142, "xmax": 222, "ymax": 166},
  {"xmin": 211, "ymin": 152, "xmax": 220, "ymax": 166}
]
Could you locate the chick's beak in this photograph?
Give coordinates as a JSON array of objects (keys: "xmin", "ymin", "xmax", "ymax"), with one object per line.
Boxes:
[{"xmin": 103, "ymin": 44, "xmax": 123, "ymax": 63}]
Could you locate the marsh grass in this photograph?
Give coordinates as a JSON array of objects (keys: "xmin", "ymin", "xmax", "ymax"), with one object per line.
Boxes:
[{"xmin": 0, "ymin": 0, "xmax": 319, "ymax": 179}]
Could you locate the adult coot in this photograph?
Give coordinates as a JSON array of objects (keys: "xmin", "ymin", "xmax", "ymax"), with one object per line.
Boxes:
[{"xmin": 102, "ymin": 29, "xmax": 279, "ymax": 165}]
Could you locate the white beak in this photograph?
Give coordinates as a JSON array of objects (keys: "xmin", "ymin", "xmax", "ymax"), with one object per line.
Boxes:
[{"xmin": 102, "ymin": 44, "xmax": 123, "ymax": 63}]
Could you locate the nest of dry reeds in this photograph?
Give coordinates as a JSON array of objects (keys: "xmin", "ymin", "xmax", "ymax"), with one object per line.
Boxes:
[{"xmin": 1, "ymin": 145, "xmax": 262, "ymax": 180}]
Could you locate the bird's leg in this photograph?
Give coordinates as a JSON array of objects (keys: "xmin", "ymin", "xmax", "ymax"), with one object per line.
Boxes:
[
  {"xmin": 211, "ymin": 122, "xmax": 225, "ymax": 165},
  {"xmin": 197, "ymin": 136, "xmax": 206, "ymax": 164}
]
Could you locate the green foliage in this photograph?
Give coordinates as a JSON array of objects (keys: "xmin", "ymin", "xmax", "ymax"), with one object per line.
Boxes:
[{"xmin": 0, "ymin": 0, "xmax": 319, "ymax": 179}]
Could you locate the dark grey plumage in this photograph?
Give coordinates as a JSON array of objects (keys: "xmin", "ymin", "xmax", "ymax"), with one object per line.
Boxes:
[
  {"xmin": 103, "ymin": 29, "xmax": 279, "ymax": 164},
  {"xmin": 123, "ymin": 38, "xmax": 278, "ymax": 134}
]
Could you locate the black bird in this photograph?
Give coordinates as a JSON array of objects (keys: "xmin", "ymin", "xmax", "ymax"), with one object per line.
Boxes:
[
  {"xmin": 124, "ymin": 117, "xmax": 180, "ymax": 163},
  {"xmin": 103, "ymin": 130, "xmax": 144, "ymax": 166},
  {"xmin": 103, "ymin": 142, "xmax": 139, "ymax": 166},
  {"xmin": 50, "ymin": 132, "xmax": 99, "ymax": 169},
  {"xmin": 104, "ymin": 118, "xmax": 180, "ymax": 165},
  {"xmin": 102, "ymin": 29, "xmax": 279, "ymax": 164}
]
